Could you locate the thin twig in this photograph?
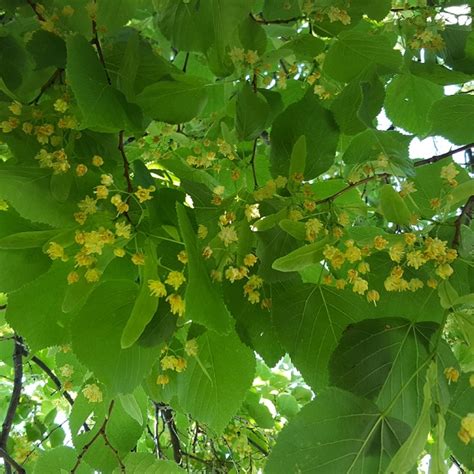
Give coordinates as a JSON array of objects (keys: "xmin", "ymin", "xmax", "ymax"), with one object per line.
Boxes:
[
  {"xmin": 182, "ymin": 52, "xmax": 190, "ymax": 73},
  {"xmin": 0, "ymin": 335, "xmax": 24, "ymax": 474},
  {"xmin": 26, "ymin": 0, "xmax": 46, "ymax": 21},
  {"xmin": 91, "ymin": 9, "xmax": 111, "ymax": 85},
  {"xmin": 250, "ymin": 138, "xmax": 259, "ymax": 190},
  {"xmin": 0, "ymin": 447, "xmax": 24, "ymax": 474},
  {"xmin": 28, "ymin": 68, "xmax": 63, "ymax": 105},
  {"xmin": 414, "ymin": 143, "xmax": 474, "ymax": 167},
  {"xmin": 118, "ymin": 130, "xmax": 134, "ymax": 194},
  {"xmin": 250, "ymin": 12, "xmax": 302, "ymax": 24},
  {"xmin": 71, "ymin": 401, "xmax": 124, "ymax": 473},
  {"xmin": 452, "ymin": 195, "xmax": 474, "ymax": 249},
  {"xmin": 450, "ymin": 454, "xmax": 466, "ymax": 474},
  {"xmin": 157, "ymin": 403, "xmax": 182, "ymax": 464},
  {"xmin": 314, "ymin": 173, "xmax": 390, "ymax": 205}
]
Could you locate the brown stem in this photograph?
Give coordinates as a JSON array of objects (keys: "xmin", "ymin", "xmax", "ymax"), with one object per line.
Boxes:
[
  {"xmin": 414, "ymin": 143, "xmax": 474, "ymax": 167},
  {"xmin": 0, "ymin": 335, "xmax": 24, "ymax": 474},
  {"xmin": 314, "ymin": 173, "xmax": 390, "ymax": 205},
  {"xmin": 250, "ymin": 13, "xmax": 302, "ymax": 24},
  {"xmin": 26, "ymin": 0, "xmax": 46, "ymax": 21},
  {"xmin": 118, "ymin": 131, "xmax": 134, "ymax": 194},
  {"xmin": 452, "ymin": 195, "xmax": 474, "ymax": 249},
  {"xmin": 157, "ymin": 403, "xmax": 182, "ymax": 464},
  {"xmin": 0, "ymin": 447, "xmax": 24, "ymax": 474},
  {"xmin": 71, "ymin": 401, "xmax": 124, "ymax": 473},
  {"xmin": 250, "ymin": 138, "xmax": 259, "ymax": 190},
  {"xmin": 28, "ymin": 68, "xmax": 63, "ymax": 105},
  {"xmin": 91, "ymin": 13, "xmax": 111, "ymax": 86}
]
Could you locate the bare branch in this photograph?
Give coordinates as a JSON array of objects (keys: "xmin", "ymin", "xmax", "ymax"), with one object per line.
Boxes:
[
  {"xmin": 414, "ymin": 143, "xmax": 474, "ymax": 167},
  {"xmin": 452, "ymin": 195, "xmax": 474, "ymax": 249}
]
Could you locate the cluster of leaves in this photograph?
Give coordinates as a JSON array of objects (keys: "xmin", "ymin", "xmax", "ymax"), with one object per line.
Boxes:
[{"xmin": 0, "ymin": 0, "xmax": 474, "ymax": 472}]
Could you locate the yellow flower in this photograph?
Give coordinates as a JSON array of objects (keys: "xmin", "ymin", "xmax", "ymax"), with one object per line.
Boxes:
[
  {"xmin": 337, "ymin": 211, "xmax": 350, "ymax": 227},
  {"xmin": 82, "ymin": 383, "xmax": 103, "ymax": 403},
  {"xmin": 427, "ymin": 278, "xmax": 438, "ymax": 289},
  {"xmin": 424, "ymin": 238, "xmax": 447, "ymax": 260},
  {"xmin": 100, "ymin": 174, "xmax": 114, "ymax": 186},
  {"xmin": 406, "ymin": 251, "xmax": 426, "ymax": 270},
  {"xmin": 399, "ymin": 181, "xmax": 416, "ymax": 197},
  {"xmin": 305, "ymin": 218, "xmax": 323, "ymax": 242},
  {"xmin": 373, "ymin": 235, "xmax": 388, "ymax": 250},
  {"xmin": 165, "ymin": 271, "xmax": 186, "ymax": 291},
  {"xmin": 211, "ymin": 270, "xmax": 222, "ymax": 282},
  {"xmin": 134, "ymin": 185, "xmax": 156, "ymax": 203},
  {"xmin": 115, "ymin": 221, "xmax": 132, "ymax": 239},
  {"xmin": 389, "ymin": 243, "xmax": 405, "ymax": 263},
  {"xmin": 35, "ymin": 124, "xmax": 54, "ymax": 144},
  {"xmin": 357, "ymin": 262, "xmax": 370, "ymax": 274},
  {"xmin": 53, "ymin": 98, "xmax": 69, "ymax": 113},
  {"xmin": 174, "ymin": 357, "xmax": 187, "ymax": 372},
  {"xmin": 344, "ymin": 241, "xmax": 362, "ymax": 263},
  {"xmin": 243, "ymin": 254, "xmax": 258, "ymax": 267},
  {"xmin": 245, "ymin": 204, "xmax": 260, "ymax": 222},
  {"xmin": 218, "ymin": 226, "xmax": 238, "ymax": 247},
  {"xmin": 78, "ymin": 196, "xmax": 97, "ymax": 215},
  {"xmin": 245, "ymin": 49, "xmax": 259, "ymax": 65},
  {"xmin": 67, "ymin": 271, "xmax": 80, "ymax": 285},
  {"xmin": 94, "ymin": 185, "xmax": 109, "ymax": 200},
  {"xmin": 114, "ymin": 247, "xmax": 125, "ymax": 258},
  {"xmin": 435, "ymin": 263, "xmax": 454, "ymax": 280},
  {"xmin": 148, "ymin": 280, "xmax": 167, "ymax": 298},
  {"xmin": 404, "ymin": 233, "xmax": 417, "ymax": 246},
  {"xmin": 62, "ymin": 5, "xmax": 75, "ymax": 16},
  {"xmin": 156, "ymin": 374, "xmax": 170, "ymax": 386},
  {"xmin": 225, "ymin": 266, "xmax": 248, "ymax": 283},
  {"xmin": 177, "ymin": 250, "xmax": 188, "ymax": 264},
  {"xmin": 84, "ymin": 268, "xmax": 101, "ymax": 283},
  {"xmin": 185, "ymin": 339, "xmax": 198, "ymax": 357},
  {"xmin": 8, "ymin": 102, "xmax": 22, "ymax": 115},
  {"xmin": 352, "ymin": 277, "xmax": 368, "ymax": 295},
  {"xmin": 246, "ymin": 290, "xmax": 261, "ymax": 304},
  {"xmin": 408, "ymin": 278, "xmax": 424, "ymax": 291},
  {"xmin": 197, "ymin": 224, "xmax": 208, "ymax": 239},
  {"xmin": 430, "ymin": 197, "xmax": 441, "ymax": 210},
  {"xmin": 458, "ymin": 414, "xmax": 474, "ymax": 444},
  {"xmin": 92, "ymin": 155, "xmax": 104, "ymax": 167},
  {"xmin": 46, "ymin": 242, "xmax": 68, "ymax": 261},
  {"xmin": 444, "ymin": 367, "xmax": 460, "ymax": 383},
  {"xmin": 76, "ymin": 164, "xmax": 88, "ymax": 177},
  {"xmin": 440, "ymin": 163, "xmax": 459, "ymax": 183},
  {"xmin": 74, "ymin": 251, "xmax": 96, "ymax": 267},
  {"xmin": 60, "ymin": 364, "xmax": 74, "ymax": 378},
  {"xmin": 166, "ymin": 294, "xmax": 185, "ymax": 317},
  {"xmin": 366, "ymin": 290, "xmax": 380, "ymax": 305},
  {"xmin": 22, "ymin": 122, "xmax": 33, "ymax": 134},
  {"xmin": 131, "ymin": 253, "xmax": 145, "ymax": 266},
  {"xmin": 335, "ymin": 279, "xmax": 347, "ymax": 290},
  {"xmin": 202, "ymin": 246, "xmax": 213, "ymax": 259}
]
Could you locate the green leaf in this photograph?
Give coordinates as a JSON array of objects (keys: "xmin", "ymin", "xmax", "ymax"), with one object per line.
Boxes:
[
  {"xmin": 429, "ymin": 95, "xmax": 474, "ymax": 145},
  {"xmin": 272, "ymin": 283, "xmax": 375, "ymax": 389},
  {"xmin": 224, "ymin": 280, "xmax": 284, "ymax": 367},
  {"xmin": 0, "ymin": 165, "xmax": 75, "ymax": 227},
  {"xmin": 66, "ymin": 35, "xmax": 142, "ymax": 133},
  {"xmin": 324, "ymin": 31, "xmax": 402, "ymax": 83},
  {"xmin": 385, "ymin": 363, "xmax": 434, "ymax": 474},
  {"xmin": 33, "ymin": 446, "xmax": 90, "ymax": 474},
  {"xmin": 135, "ymin": 76, "xmax": 209, "ymax": 124},
  {"xmin": 263, "ymin": 0, "xmax": 301, "ymax": 20},
  {"xmin": 6, "ymin": 263, "xmax": 71, "ymax": 351},
  {"xmin": 332, "ymin": 72, "xmax": 385, "ymax": 135},
  {"xmin": 272, "ymin": 239, "xmax": 328, "ymax": 272},
  {"xmin": 445, "ymin": 372, "xmax": 474, "ymax": 470},
  {"xmin": 266, "ymin": 387, "xmax": 411, "ymax": 473},
  {"xmin": 329, "ymin": 318, "xmax": 438, "ymax": 427},
  {"xmin": 379, "ymin": 184, "xmax": 412, "ymax": 226},
  {"xmin": 385, "ymin": 74, "xmax": 444, "ymax": 136},
  {"xmin": 270, "ymin": 92, "xmax": 339, "ymax": 179},
  {"xmin": 235, "ymin": 83, "xmax": 270, "ymax": 140},
  {"xmin": 119, "ymin": 393, "xmax": 144, "ymax": 426},
  {"xmin": 71, "ymin": 280, "xmax": 161, "ymax": 394},
  {"xmin": 121, "ymin": 239, "xmax": 159, "ymax": 348},
  {"xmin": 342, "ymin": 130, "xmax": 412, "ymax": 171},
  {"xmin": 0, "ymin": 229, "xmax": 61, "ymax": 249},
  {"xmin": 178, "ymin": 329, "xmax": 255, "ymax": 434},
  {"xmin": 119, "ymin": 453, "xmax": 185, "ymax": 473},
  {"xmin": 276, "ymin": 393, "xmax": 300, "ymax": 418},
  {"xmin": 288, "ymin": 135, "xmax": 306, "ymax": 181},
  {"xmin": 26, "ymin": 30, "xmax": 66, "ymax": 69},
  {"xmin": 176, "ymin": 204, "xmax": 232, "ymax": 333}
]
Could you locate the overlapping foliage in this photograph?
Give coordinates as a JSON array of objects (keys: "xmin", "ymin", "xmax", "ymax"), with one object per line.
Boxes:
[{"xmin": 0, "ymin": 0, "xmax": 474, "ymax": 472}]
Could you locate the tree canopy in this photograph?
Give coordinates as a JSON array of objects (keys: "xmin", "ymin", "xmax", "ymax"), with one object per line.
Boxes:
[{"xmin": 0, "ymin": 0, "xmax": 474, "ymax": 472}]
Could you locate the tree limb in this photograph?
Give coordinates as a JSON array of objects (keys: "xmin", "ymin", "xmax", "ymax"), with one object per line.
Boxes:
[
  {"xmin": 452, "ymin": 195, "xmax": 474, "ymax": 249},
  {"xmin": 414, "ymin": 143, "xmax": 474, "ymax": 167},
  {"xmin": 157, "ymin": 403, "xmax": 182, "ymax": 464},
  {"xmin": 0, "ymin": 335, "xmax": 24, "ymax": 474}
]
